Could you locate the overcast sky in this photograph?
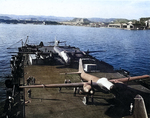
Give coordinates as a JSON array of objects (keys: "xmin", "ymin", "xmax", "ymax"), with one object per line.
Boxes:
[{"xmin": 0, "ymin": 0, "xmax": 150, "ymax": 19}]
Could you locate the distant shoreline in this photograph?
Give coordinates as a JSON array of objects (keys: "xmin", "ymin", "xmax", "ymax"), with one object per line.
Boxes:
[{"xmin": 0, "ymin": 18, "xmax": 150, "ymax": 30}]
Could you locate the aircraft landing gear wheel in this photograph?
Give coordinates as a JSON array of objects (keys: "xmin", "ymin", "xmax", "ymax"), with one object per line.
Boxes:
[{"xmin": 82, "ymin": 96, "xmax": 88, "ymax": 105}]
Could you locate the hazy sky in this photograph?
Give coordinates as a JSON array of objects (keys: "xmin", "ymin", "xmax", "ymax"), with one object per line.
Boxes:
[{"xmin": 0, "ymin": 0, "xmax": 150, "ymax": 19}]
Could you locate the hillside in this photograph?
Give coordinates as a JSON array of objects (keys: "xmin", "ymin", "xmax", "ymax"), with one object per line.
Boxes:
[
  {"xmin": 0, "ymin": 14, "xmax": 74, "ymax": 22},
  {"xmin": 0, "ymin": 16, "xmax": 11, "ymax": 20},
  {"xmin": 88, "ymin": 18, "xmax": 116, "ymax": 23},
  {"xmin": 0, "ymin": 14, "xmax": 139, "ymax": 23}
]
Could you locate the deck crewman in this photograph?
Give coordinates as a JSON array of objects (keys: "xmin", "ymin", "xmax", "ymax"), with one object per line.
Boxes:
[
  {"xmin": 27, "ymin": 76, "xmax": 31, "ymax": 85},
  {"xmin": 68, "ymin": 79, "xmax": 71, "ymax": 83},
  {"xmin": 64, "ymin": 79, "xmax": 67, "ymax": 84},
  {"xmin": 32, "ymin": 77, "xmax": 35, "ymax": 85},
  {"xmin": 27, "ymin": 89, "xmax": 31, "ymax": 99}
]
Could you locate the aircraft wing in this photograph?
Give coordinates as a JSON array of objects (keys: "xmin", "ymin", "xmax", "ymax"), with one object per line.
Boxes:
[
  {"xmin": 8, "ymin": 51, "xmax": 57, "ymax": 55},
  {"xmin": 8, "ymin": 52, "xmax": 36, "ymax": 54},
  {"xmin": 86, "ymin": 50, "xmax": 106, "ymax": 53},
  {"xmin": 109, "ymin": 75, "xmax": 150, "ymax": 83},
  {"xmin": 74, "ymin": 50, "xmax": 106, "ymax": 55},
  {"xmin": 20, "ymin": 83, "xmax": 85, "ymax": 88},
  {"xmin": 19, "ymin": 82, "xmax": 102, "ymax": 89}
]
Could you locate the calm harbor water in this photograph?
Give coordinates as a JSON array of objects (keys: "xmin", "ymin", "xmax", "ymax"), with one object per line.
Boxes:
[{"xmin": 0, "ymin": 24, "xmax": 150, "ymax": 102}]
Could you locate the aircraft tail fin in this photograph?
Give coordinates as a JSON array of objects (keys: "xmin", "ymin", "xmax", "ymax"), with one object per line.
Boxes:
[
  {"xmin": 60, "ymin": 58, "xmax": 84, "ymax": 75},
  {"xmin": 133, "ymin": 94, "xmax": 148, "ymax": 118},
  {"xmin": 78, "ymin": 58, "xmax": 84, "ymax": 73}
]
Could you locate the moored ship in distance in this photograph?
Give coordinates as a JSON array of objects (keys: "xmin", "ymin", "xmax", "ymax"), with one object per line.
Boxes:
[{"xmin": 4, "ymin": 37, "xmax": 150, "ymax": 118}]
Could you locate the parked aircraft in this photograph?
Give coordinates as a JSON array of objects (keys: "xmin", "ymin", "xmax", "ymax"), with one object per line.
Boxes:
[
  {"xmin": 9, "ymin": 39, "xmax": 106, "ymax": 65},
  {"xmin": 20, "ymin": 58, "xmax": 149, "ymax": 103},
  {"xmin": 19, "ymin": 58, "xmax": 150, "ymax": 117},
  {"xmin": 48, "ymin": 39, "xmax": 66, "ymax": 46}
]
